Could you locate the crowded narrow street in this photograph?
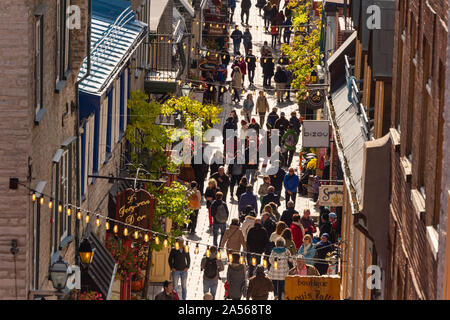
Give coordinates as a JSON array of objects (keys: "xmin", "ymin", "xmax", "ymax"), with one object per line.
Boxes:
[{"xmin": 183, "ymin": 0, "xmax": 320, "ymax": 300}]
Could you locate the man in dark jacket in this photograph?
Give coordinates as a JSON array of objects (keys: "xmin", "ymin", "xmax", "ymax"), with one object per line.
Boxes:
[
  {"xmin": 231, "ymin": 26, "xmax": 243, "ymax": 55},
  {"xmin": 238, "ymin": 184, "xmax": 258, "ymax": 214},
  {"xmin": 246, "ymin": 219, "xmax": 268, "ymax": 277},
  {"xmin": 262, "ymin": 56, "xmax": 275, "ymax": 87},
  {"xmin": 266, "ymin": 107, "xmax": 279, "ymax": 130},
  {"xmin": 211, "ymin": 166, "xmax": 230, "ymax": 200},
  {"xmin": 241, "ymin": 0, "xmax": 252, "ymax": 25},
  {"xmin": 168, "ymin": 238, "xmax": 190, "ymax": 300},
  {"xmin": 274, "ymin": 66, "xmax": 288, "ymax": 103},
  {"xmin": 261, "ymin": 186, "xmax": 280, "ymax": 213},
  {"xmin": 280, "ymin": 200, "xmax": 298, "ymax": 227},
  {"xmin": 269, "ymin": 164, "xmax": 286, "ymax": 196},
  {"xmin": 274, "ymin": 112, "xmax": 290, "ymax": 137},
  {"xmin": 210, "ymin": 192, "xmax": 230, "ymax": 247},
  {"xmin": 192, "ymin": 146, "xmax": 209, "ymax": 196},
  {"xmin": 228, "ymin": 159, "xmax": 245, "ymax": 200},
  {"xmin": 246, "ymin": 49, "xmax": 257, "ymax": 85}
]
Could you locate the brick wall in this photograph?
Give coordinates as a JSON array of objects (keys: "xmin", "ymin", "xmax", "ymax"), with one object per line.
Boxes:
[{"xmin": 388, "ymin": 0, "xmax": 448, "ymax": 300}]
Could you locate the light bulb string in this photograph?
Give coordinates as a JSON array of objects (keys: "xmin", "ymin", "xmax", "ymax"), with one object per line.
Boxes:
[{"xmin": 23, "ymin": 182, "xmax": 338, "ymax": 263}]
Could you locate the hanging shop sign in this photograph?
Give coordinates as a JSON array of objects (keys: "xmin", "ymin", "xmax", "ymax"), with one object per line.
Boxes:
[
  {"xmin": 302, "ymin": 120, "xmax": 330, "ymax": 148},
  {"xmin": 285, "ymin": 275, "xmax": 341, "ymax": 300},
  {"xmin": 116, "ymin": 188, "xmax": 155, "ymax": 243},
  {"xmin": 307, "ymin": 88, "xmax": 326, "ymax": 110},
  {"xmin": 318, "ymin": 185, "xmax": 344, "ymax": 207}
]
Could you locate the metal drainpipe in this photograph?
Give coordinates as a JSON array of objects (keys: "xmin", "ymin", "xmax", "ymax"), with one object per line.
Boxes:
[{"xmin": 75, "ymin": 0, "xmax": 92, "ymax": 265}]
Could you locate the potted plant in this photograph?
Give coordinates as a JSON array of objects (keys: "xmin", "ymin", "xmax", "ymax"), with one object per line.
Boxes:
[{"xmin": 77, "ymin": 291, "xmax": 104, "ymax": 300}]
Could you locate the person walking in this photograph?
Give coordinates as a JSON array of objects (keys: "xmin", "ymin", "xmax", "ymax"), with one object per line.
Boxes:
[
  {"xmin": 270, "ymin": 24, "xmax": 279, "ymax": 48},
  {"xmin": 300, "ymin": 209, "xmax": 317, "ymax": 236},
  {"xmin": 256, "ymin": 0, "xmax": 266, "ymax": 15},
  {"xmin": 268, "ymin": 238, "xmax": 292, "ymax": 300},
  {"xmin": 297, "ymin": 234, "xmax": 316, "ymax": 265},
  {"xmin": 155, "ymin": 280, "xmax": 179, "ymax": 300},
  {"xmin": 201, "ymin": 245, "xmax": 224, "ymax": 299},
  {"xmin": 246, "ymin": 49, "xmax": 257, "ymax": 85},
  {"xmin": 256, "ymin": 91, "xmax": 270, "ymax": 125},
  {"xmin": 236, "ymin": 176, "xmax": 248, "ymax": 202},
  {"xmin": 231, "ymin": 66, "xmax": 243, "ymax": 103},
  {"xmin": 192, "ymin": 148, "xmax": 209, "ymax": 196},
  {"xmin": 229, "ymin": 0, "xmax": 236, "ymax": 24},
  {"xmin": 227, "ymin": 252, "xmax": 247, "ymax": 300},
  {"xmin": 283, "ymin": 167, "xmax": 299, "ymax": 206},
  {"xmin": 242, "ymin": 94, "xmax": 254, "ymax": 123},
  {"xmin": 315, "ymin": 233, "xmax": 333, "ymax": 275},
  {"xmin": 241, "ymin": 0, "xmax": 251, "ymax": 25},
  {"xmin": 244, "ymin": 140, "xmax": 259, "ymax": 185},
  {"xmin": 290, "ymin": 213, "xmax": 305, "ymax": 250},
  {"xmin": 263, "ymin": 2, "xmax": 273, "ymax": 31},
  {"xmin": 319, "ymin": 212, "xmax": 335, "ymax": 243},
  {"xmin": 211, "ymin": 166, "xmax": 230, "ymax": 201},
  {"xmin": 274, "ymin": 66, "xmax": 288, "ymax": 103},
  {"xmin": 288, "ymin": 254, "xmax": 320, "ymax": 276},
  {"xmin": 274, "ymin": 112, "xmax": 290, "ymax": 140},
  {"xmin": 241, "ymin": 211, "xmax": 256, "ymax": 241},
  {"xmin": 220, "ymin": 218, "xmax": 247, "ymax": 254},
  {"xmin": 238, "ymin": 56, "xmax": 247, "ymax": 84},
  {"xmin": 281, "ymin": 228, "xmax": 297, "ymax": 256},
  {"xmin": 205, "ymin": 179, "xmax": 220, "ymax": 228},
  {"xmin": 247, "ymin": 265, "xmax": 274, "ymax": 300},
  {"xmin": 238, "ymin": 184, "xmax": 258, "ymax": 214},
  {"xmin": 210, "ymin": 150, "xmax": 225, "ymax": 177},
  {"xmin": 246, "ymin": 219, "xmax": 269, "ymax": 277},
  {"xmin": 280, "ymin": 200, "xmax": 298, "ymax": 227},
  {"xmin": 187, "ymin": 181, "xmax": 201, "ymax": 234},
  {"xmin": 231, "ymin": 26, "xmax": 243, "ymax": 55},
  {"xmin": 261, "ymin": 186, "xmax": 280, "ymax": 213},
  {"xmin": 168, "ymin": 238, "xmax": 190, "ymax": 300},
  {"xmin": 289, "ymin": 111, "xmax": 301, "ymax": 135},
  {"xmin": 268, "ymin": 220, "xmax": 287, "ymax": 247},
  {"xmin": 269, "ymin": 202, "xmax": 281, "ymax": 221},
  {"xmin": 258, "ymin": 175, "xmax": 271, "ymax": 200},
  {"xmin": 284, "ymin": 66, "xmax": 293, "ymax": 102},
  {"xmin": 282, "ymin": 15, "xmax": 292, "ymax": 44},
  {"xmin": 211, "ymin": 192, "xmax": 230, "ymax": 247},
  {"xmin": 268, "ymin": 162, "xmax": 285, "ymax": 197},
  {"xmin": 228, "ymin": 160, "xmax": 245, "ymax": 200},
  {"xmin": 262, "ymin": 56, "xmax": 275, "ymax": 87},
  {"xmin": 266, "ymin": 107, "xmax": 279, "ymax": 130},
  {"xmin": 243, "ymin": 28, "xmax": 252, "ymax": 55}
]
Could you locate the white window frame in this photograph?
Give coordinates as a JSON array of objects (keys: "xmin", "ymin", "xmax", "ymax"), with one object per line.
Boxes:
[
  {"xmin": 59, "ymin": 149, "xmax": 69, "ymax": 241},
  {"xmin": 123, "ymin": 68, "xmax": 128, "ymax": 132},
  {"xmin": 87, "ymin": 115, "xmax": 95, "ymax": 185},
  {"xmin": 100, "ymin": 97, "xmax": 108, "ymax": 165},
  {"xmin": 56, "ymin": 0, "xmax": 61, "ymax": 84},
  {"xmin": 115, "ymin": 78, "xmax": 121, "ymax": 142},
  {"xmin": 35, "ymin": 17, "xmax": 43, "ymax": 114}
]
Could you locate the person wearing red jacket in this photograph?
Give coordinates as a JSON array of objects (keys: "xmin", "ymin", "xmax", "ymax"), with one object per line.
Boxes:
[{"xmin": 290, "ymin": 213, "xmax": 305, "ymax": 250}]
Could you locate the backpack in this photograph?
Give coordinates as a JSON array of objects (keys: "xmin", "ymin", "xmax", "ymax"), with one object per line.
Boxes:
[
  {"xmin": 215, "ymin": 202, "xmax": 229, "ymax": 224},
  {"xmin": 188, "ymin": 190, "xmax": 200, "ymax": 209},
  {"xmin": 204, "ymin": 258, "xmax": 218, "ymax": 279}
]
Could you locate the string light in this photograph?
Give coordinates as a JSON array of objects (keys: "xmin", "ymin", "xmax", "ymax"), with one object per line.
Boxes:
[
  {"xmin": 123, "ymin": 227, "xmax": 129, "ymax": 237},
  {"xmin": 194, "ymin": 244, "xmax": 199, "ymax": 255},
  {"xmin": 67, "ymin": 207, "xmax": 71, "ymax": 216},
  {"xmin": 32, "ymin": 193, "xmax": 36, "ymax": 202},
  {"xmin": 154, "ymin": 236, "xmax": 160, "ymax": 245},
  {"xmin": 228, "ymin": 253, "xmax": 233, "ymax": 263},
  {"xmin": 274, "ymin": 258, "xmax": 279, "ymax": 270},
  {"xmin": 184, "ymin": 242, "xmax": 189, "ymax": 253},
  {"xmin": 96, "ymin": 216, "xmax": 101, "ymax": 227},
  {"xmin": 206, "ymin": 246, "xmax": 211, "ymax": 258},
  {"xmin": 58, "ymin": 203, "xmax": 63, "ymax": 213},
  {"xmin": 105, "ymin": 220, "xmax": 110, "ymax": 230},
  {"xmin": 175, "ymin": 241, "xmax": 180, "ymax": 250},
  {"xmin": 134, "ymin": 230, "xmax": 139, "ymax": 240},
  {"xmin": 163, "ymin": 237, "xmax": 169, "ymax": 248},
  {"xmin": 239, "ymin": 255, "xmax": 244, "ymax": 265},
  {"xmin": 144, "ymin": 233, "xmax": 149, "ymax": 242},
  {"xmin": 251, "ymin": 256, "xmax": 257, "ymax": 266},
  {"xmin": 77, "ymin": 211, "xmax": 82, "ymax": 220},
  {"xmin": 85, "ymin": 213, "xmax": 90, "ymax": 224},
  {"xmin": 216, "ymin": 250, "xmax": 221, "ymax": 260},
  {"xmin": 48, "ymin": 199, "xmax": 53, "ymax": 209},
  {"xmin": 263, "ymin": 259, "xmax": 268, "ymax": 268},
  {"xmin": 40, "ymin": 196, "xmax": 44, "ymax": 205},
  {"xmin": 113, "ymin": 224, "xmax": 118, "ymax": 234}
]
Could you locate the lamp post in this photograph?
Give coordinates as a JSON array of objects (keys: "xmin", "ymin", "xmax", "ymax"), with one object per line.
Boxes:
[
  {"xmin": 310, "ymin": 69, "xmax": 318, "ymax": 84},
  {"xmin": 49, "ymin": 256, "xmax": 69, "ymax": 291},
  {"xmin": 181, "ymin": 84, "xmax": 191, "ymax": 97},
  {"xmin": 79, "ymin": 238, "xmax": 95, "ymax": 266}
]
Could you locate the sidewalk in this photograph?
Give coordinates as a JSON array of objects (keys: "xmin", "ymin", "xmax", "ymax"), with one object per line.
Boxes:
[{"xmin": 181, "ymin": 1, "xmax": 320, "ymax": 300}]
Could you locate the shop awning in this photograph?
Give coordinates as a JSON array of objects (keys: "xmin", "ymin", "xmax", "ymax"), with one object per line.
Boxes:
[
  {"xmin": 328, "ymin": 31, "xmax": 356, "ymax": 92},
  {"xmin": 78, "ymin": 0, "xmax": 148, "ymax": 96},
  {"xmin": 360, "ymin": 134, "xmax": 391, "ymax": 268},
  {"xmin": 328, "ymin": 83, "xmax": 367, "ymax": 206},
  {"xmin": 82, "ymin": 225, "xmax": 117, "ymax": 300},
  {"xmin": 177, "ymin": 0, "xmax": 195, "ymax": 18}
]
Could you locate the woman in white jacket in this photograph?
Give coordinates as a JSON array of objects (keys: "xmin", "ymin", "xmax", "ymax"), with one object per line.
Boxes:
[{"xmin": 268, "ymin": 238, "xmax": 293, "ymax": 300}]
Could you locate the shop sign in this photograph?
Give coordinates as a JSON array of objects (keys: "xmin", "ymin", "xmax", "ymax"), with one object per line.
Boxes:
[
  {"xmin": 302, "ymin": 120, "xmax": 330, "ymax": 148},
  {"xmin": 116, "ymin": 188, "xmax": 154, "ymax": 243},
  {"xmin": 307, "ymin": 88, "xmax": 326, "ymax": 109},
  {"xmin": 285, "ymin": 275, "xmax": 341, "ymax": 300},
  {"xmin": 318, "ymin": 185, "xmax": 344, "ymax": 206}
]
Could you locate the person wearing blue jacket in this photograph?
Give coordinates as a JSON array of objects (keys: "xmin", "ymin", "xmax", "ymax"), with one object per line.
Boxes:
[
  {"xmin": 283, "ymin": 167, "xmax": 299, "ymax": 207},
  {"xmin": 297, "ymin": 234, "xmax": 316, "ymax": 266},
  {"xmin": 238, "ymin": 184, "xmax": 258, "ymax": 215}
]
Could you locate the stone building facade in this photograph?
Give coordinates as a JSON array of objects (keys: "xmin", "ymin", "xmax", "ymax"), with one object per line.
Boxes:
[{"xmin": 0, "ymin": 0, "xmax": 89, "ymax": 299}]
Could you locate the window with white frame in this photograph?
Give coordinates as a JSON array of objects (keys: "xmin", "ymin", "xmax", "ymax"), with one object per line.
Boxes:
[
  {"xmin": 115, "ymin": 78, "xmax": 121, "ymax": 142},
  {"xmin": 87, "ymin": 115, "xmax": 95, "ymax": 185},
  {"xmin": 59, "ymin": 149, "xmax": 69, "ymax": 240},
  {"xmin": 56, "ymin": 0, "xmax": 71, "ymax": 84},
  {"xmin": 123, "ymin": 68, "xmax": 128, "ymax": 132},
  {"xmin": 100, "ymin": 97, "xmax": 108, "ymax": 165}
]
